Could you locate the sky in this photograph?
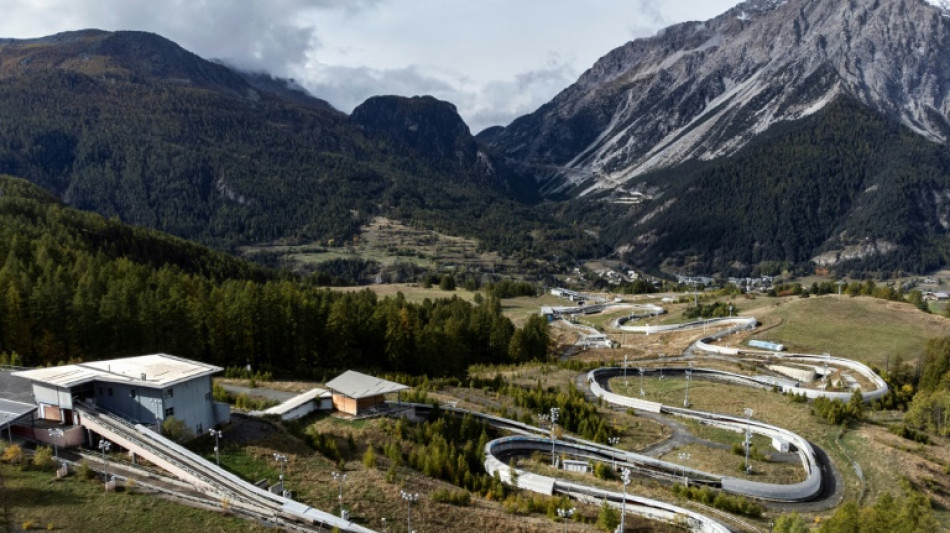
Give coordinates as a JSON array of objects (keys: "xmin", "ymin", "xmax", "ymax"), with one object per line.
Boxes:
[{"xmin": 0, "ymin": 0, "xmax": 738, "ymax": 132}]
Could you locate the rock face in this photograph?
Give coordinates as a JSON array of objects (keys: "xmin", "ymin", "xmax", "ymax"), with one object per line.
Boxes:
[{"xmin": 484, "ymin": 0, "xmax": 950, "ymax": 195}]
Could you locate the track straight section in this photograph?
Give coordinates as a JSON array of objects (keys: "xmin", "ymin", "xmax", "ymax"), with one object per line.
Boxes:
[{"xmin": 76, "ymin": 404, "xmax": 375, "ymax": 533}]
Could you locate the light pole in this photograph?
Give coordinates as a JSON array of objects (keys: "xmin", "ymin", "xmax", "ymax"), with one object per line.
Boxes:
[
  {"xmin": 380, "ymin": 517, "xmax": 387, "ymax": 533},
  {"xmin": 608, "ymin": 437, "xmax": 620, "ymax": 471},
  {"xmin": 619, "ymin": 468, "xmax": 631, "ymax": 533},
  {"xmin": 638, "ymin": 367, "xmax": 645, "ymax": 397},
  {"xmin": 623, "ymin": 354, "xmax": 629, "ymax": 386},
  {"xmin": 557, "ymin": 507, "xmax": 575, "ymax": 533},
  {"xmin": 332, "ymin": 471, "xmax": 347, "ymax": 518},
  {"xmin": 549, "ymin": 407, "xmax": 560, "ymax": 468},
  {"xmin": 209, "ymin": 429, "xmax": 222, "ymax": 466},
  {"xmin": 683, "ymin": 363, "xmax": 693, "ymax": 408},
  {"xmin": 400, "ymin": 490, "xmax": 419, "ymax": 533},
  {"xmin": 98, "ymin": 439, "xmax": 111, "ymax": 482},
  {"xmin": 743, "ymin": 408, "xmax": 754, "ymax": 475},
  {"xmin": 48, "ymin": 428, "xmax": 64, "ymax": 461},
  {"xmin": 677, "ymin": 452, "xmax": 691, "ymax": 486},
  {"xmin": 273, "ymin": 453, "xmax": 288, "ymax": 494}
]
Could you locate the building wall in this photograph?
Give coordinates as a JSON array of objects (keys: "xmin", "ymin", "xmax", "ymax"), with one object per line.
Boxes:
[
  {"xmin": 163, "ymin": 375, "xmax": 216, "ymax": 436},
  {"xmin": 92, "ymin": 375, "xmax": 218, "ymax": 437},
  {"xmin": 94, "ymin": 382, "xmax": 164, "ymax": 425},
  {"xmin": 33, "ymin": 384, "xmax": 73, "ymax": 411},
  {"xmin": 333, "ymin": 394, "xmax": 357, "ymax": 415}
]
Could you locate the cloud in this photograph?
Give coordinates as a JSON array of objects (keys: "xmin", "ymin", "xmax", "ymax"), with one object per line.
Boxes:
[
  {"xmin": 299, "ymin": 55, "xmax": 577, "ymax": 133},
  {"xmin": 0, "ymin": 0, "xmax": 383, "ymax": 75}
]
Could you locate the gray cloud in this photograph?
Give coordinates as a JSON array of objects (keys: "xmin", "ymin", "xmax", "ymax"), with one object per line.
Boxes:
[{"xmin": 2, "ymin": 0, "xmax": 383, "ymax": 76}]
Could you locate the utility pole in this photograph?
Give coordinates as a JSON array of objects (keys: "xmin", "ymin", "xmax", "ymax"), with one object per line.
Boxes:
[
  {"xmin": 623, "ymin": 354, "xmax": 628, "ymax": 386},
  {"xmin": 638, "ymin": 367, "xmax": 645, "ymax": 397}
]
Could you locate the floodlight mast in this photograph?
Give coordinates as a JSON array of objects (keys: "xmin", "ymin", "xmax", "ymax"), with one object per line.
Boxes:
[
  {"xmin": 684, "ymin": 362, "xmax": 693, "ymax": 408},
  {"xmin": 638, "ymin": 367, "xmax": 645, "ymax": 397},
  {"xmin": 549, "ymin": 407, "xmax": 560, "ymax": 468},
  {"xmin": 743, "ymin": 408, "xmax": 754, "ymax": 475},
  {"xmin": 332, "ymin": 471, "xmax": 347, "ymax": 517},
  {"xmin": 400, "ymin": 490, "xmax": 419, "ymax": 533},
  {"xmin": 209, "ymin": 429, "xmax": 222, "ymax": 466},
  {"xmin": 677, "ymin": 452, "xmax": 691, "ymax": 486},
  {"xmin": 98, "ymin": 439, "xmax": 111, "ymax": 482},
  {"xmin": 48, "ymin": 428, "xmax": 64, "ymax": 461},
  {"xmin": 608, "ymin": 437, "xmax": 621, "ymax": 470},
  {"xmin": 273, "ymin": 453, "xmax": 288, "ymax": 493},
  {"xmin": 557, "ymin": 507, "xmax": 575, "ymax": 533},
  {"xmin": 618, "ymin": 468, "xmax": 631, "ymax": 532}
]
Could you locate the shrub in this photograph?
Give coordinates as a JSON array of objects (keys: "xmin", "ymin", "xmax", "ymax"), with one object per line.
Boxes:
[
  {"xmin": 161, "ymin": 416, "xmax": 194, "ymax": 443},
  {"xmin": 430, "ymin": 488, "xmax": 471, "ymax": 506},
  {"xmin": 32, "ymin": 446, "xmax": 55, "ymax": 471},
  {"xmin": 362, "ymin": 446, "xmax": 377, "ymax": 468},
  {"xmin": 1, "ymin": 444, "xmax": 23, "ymax": 465}
]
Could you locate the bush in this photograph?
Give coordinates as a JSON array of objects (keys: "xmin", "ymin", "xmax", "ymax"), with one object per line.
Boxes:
[
  {"xmin": 430, "ymin": 488, "xmax": 471, "ymax": 506},
  {"xmin": 78, "ymin": 460, "xmax": 94, "ymax": 480},
  {"xmin": 362, "ymin": 446, "xmax": 377, "ymax": 468},
  {"xmin": 596, "ymin": 499, "xmax": 620, "ymax": 531},
  {"xmin": 1, "ymin": 444, "xmax": 23, "ymax": 465},
  {"xmin": 161, "ymin": 416, "xmax": 194, "ymax": 443},
  {"xmin": 32, "ymin": 446, "xmax": 55, "ymax": 471}
]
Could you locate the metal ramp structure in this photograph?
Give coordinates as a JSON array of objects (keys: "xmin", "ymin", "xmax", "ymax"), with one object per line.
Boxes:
[{"xmin": 75, "ymin": 403, "xmax": 375, "ymax": 532}]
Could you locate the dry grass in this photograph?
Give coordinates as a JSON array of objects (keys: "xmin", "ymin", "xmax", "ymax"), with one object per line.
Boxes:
[{"xmin": 752, "ymin": 295, "xmax": 950, "ymax": 367}]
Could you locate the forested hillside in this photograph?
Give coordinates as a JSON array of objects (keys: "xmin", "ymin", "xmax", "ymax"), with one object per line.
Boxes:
[
  {"xmin": 566, "ymin": 99, "xmax": 950, "ymax": 276},
  {"xmin": 0, "ymin": 30, "xmax": 599, "ymax": 263},
  {"xmin": 0, "ymin": 176, "xmax": 548, "ymax": 376}
]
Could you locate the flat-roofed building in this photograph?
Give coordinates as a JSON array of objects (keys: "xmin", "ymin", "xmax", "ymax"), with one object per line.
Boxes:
[
  {"xmin": 13, "ymin": 354, "xmax": 229, "ymax": 438},
  {"xmin": 325, "ymin": 370, "xmax": 408, "ymax": 416}
]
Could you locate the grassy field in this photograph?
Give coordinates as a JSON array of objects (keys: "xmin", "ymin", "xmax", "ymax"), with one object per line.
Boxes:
[
  {"xmin": 241, "ymin": 216, "xmax": 515, "ymax": 272},
  {"xmin": 2, "ymin": 464, "xmax": 267, "ymax": 532},
  {"xmin": 751, "ymin": 295, "xmax": 950, "ymax": 367}
]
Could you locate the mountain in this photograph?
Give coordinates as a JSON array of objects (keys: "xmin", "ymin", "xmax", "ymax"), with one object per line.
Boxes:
[
  {"xmin": 483, "ymin": 0, "xmax": 950, "ymax": 274},
  {"xmin": 485, "ymin": 0, "xmax": 950, "ymax": 194},
  {"xmin": 0, "ymin": 29, "xmax": 591, "ymax": 262}
]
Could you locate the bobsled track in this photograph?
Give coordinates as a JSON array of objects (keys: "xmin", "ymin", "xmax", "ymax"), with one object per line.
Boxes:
[{"xmin": 424, "ymin": 311, "xmax": 888, "ymax": 532}]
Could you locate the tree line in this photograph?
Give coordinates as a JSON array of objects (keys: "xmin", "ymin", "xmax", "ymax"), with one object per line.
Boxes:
[{"xmin": 0, "ymin": 176, "xmax": 548, "ymax": 377}]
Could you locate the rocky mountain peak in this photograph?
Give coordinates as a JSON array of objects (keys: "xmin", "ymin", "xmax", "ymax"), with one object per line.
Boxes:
[
  {"xmin": 351, "ymin": 95, "xmax": 480, "ymax": 164},
  {"xmin": 484, "ymin": 0, "xmax": 950, "ymax": 196}
]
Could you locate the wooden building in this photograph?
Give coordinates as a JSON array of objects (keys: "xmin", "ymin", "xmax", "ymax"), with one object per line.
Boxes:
[{"xmin": 325, "ymin": 371, "xmax": 407, "ymax": 416}]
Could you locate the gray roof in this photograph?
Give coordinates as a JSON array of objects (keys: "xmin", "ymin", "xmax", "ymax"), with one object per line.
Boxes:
[
  {"xmin": 13, "ymin": 353, "xmax": 222, "ymax": 389},
  {"xmin": 0, "ymin": 398, "xmax": 36, "ymax": 430},
  {"xmin": 325, "ymin": 371, "xmax": 408, "ymax": 400}
]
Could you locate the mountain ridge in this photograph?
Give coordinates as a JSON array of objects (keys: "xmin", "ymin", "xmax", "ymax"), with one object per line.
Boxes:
[{"xmin": 484, "ymin": 0, "xmax": 950, "ymax": 196}]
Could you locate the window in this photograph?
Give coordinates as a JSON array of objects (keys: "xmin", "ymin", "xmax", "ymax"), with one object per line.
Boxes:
[
  {"xmin": 164, "ymin": 407, "xmax": 175, "ymax": 418},
  {"xmin": 166, "ymin": 388, "xmax": 174, "ymax": 398},
  {"xmin": 130, "ymin": 389, "xmax": 136, "ymax": 399}
]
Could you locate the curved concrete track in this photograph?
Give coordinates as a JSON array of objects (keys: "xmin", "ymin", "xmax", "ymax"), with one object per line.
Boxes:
[{"xmin": 407, "ymin": 404, "xmax": 733, "ymax": 533}]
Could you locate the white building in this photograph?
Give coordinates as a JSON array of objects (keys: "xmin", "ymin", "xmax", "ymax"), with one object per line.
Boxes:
[{"xmin": 14, "ymin": 354, "xmax": 229, "ymax": 438}]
